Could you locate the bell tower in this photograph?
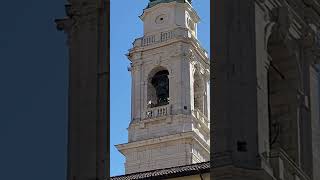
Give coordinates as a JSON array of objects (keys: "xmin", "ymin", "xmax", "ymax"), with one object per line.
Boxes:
[{"xmin": 116, "ymin": 0, "xmax": 210, "ymax": 174}]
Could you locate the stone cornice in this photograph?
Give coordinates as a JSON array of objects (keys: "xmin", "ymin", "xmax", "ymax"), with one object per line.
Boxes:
[
  {"xmin": 55, "ymin": 1, "xmax": 100, "ymax": 35},
  {"xmin": 258, "ymin": 0, "xmax": 320, "ymax": 40},
  {"xmin": 116, "ymin": 131, "xmax": 210, "ymax": 154},
  {"xmin": 140, "ymin": 1, "xmax": 200, "ymax": 23},
  {"xmin": 116, "ymin": 131, "xmax": 194, "ymax": 152},
  {"xmin": 128, "ymin": 28, "xmax": 209, "ymax": 62},
  {"xmin": 129, "ymin": 38, "xmax": 209, "ymax": 66},
  {"xmin": 270, "ymin": 147, "xmax": 311, "ymax": 180}
]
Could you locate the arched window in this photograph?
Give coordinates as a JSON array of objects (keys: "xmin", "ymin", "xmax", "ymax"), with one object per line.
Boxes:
[
  {"xmin": 267, "ymin": 29, "xmax": 302, "ymax": 163},
  {"xmin": 147, "ymin": 68, "xmax": 169, "ymax": 107},
  {"xmin": 194, "ymin": 71, "xmax": 205, "ymax": 115}
]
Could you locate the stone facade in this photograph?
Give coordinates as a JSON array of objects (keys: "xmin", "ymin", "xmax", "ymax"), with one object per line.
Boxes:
[
  {"xmin": 116, "ymin": 0, "xmax": 210, "ymax": 174},
  {"xmin": 310, "ymin": 65, "xmax": 320, "ymax": 180},
  {"xmin": 212, "ymin": 0, "xmax": 320, "ymax": 179},
  {"xmin": 55, "ymin": 0, "xmax": 109, "ymax": 179},
  {"xmin": 166, "ymin": 174, "xmax": 210, "ymax": 180}
]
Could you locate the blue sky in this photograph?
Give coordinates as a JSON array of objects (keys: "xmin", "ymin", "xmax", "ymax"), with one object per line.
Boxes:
[
  {"xmin": 0, "ymin": 1, "xmax": 68, "ymax": 179},
  {"xmin": 110, "ymin": 0, "xmax": 210, "ymax": 176}
]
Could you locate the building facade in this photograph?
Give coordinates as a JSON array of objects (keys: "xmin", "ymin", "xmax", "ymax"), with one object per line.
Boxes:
[
  {"xmin": 115, "ymin": 0, "xmax": 210, "ymax": 174},
  {"xmin": 212, "ymin": 0, "xmax": 320, "ymax": 180},
  {"xmin": 55, "ymin": 0, "xmax": 109, "ymax": 179}
]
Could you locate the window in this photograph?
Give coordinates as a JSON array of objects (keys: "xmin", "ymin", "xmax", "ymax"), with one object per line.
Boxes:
[
  {"xmin": 148, "ymin": 68, "xmax": 169, "ymax": 107},
  {"xmin": 155, "ymin": 14, "xmax": 167, "ymax": 24},
  {"xmin": 194, "ymin": 71, "xmax": 205, "ymax": 114},
  {"xmin": 237, "ymin": 141, "xmax": 247, "ymax": 152},
  {"xmin": 187, "ymin": 18, "xmax": 195, "ymax": 31}
]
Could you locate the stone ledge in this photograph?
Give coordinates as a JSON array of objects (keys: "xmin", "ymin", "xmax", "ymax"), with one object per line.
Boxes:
[
  {"xmin": 211, "ymin": 165, "xmax": 276, "ymax": 180},
  {"xmin": 116, "ymin": 131, "xmax": 209, "ymax": 155}
]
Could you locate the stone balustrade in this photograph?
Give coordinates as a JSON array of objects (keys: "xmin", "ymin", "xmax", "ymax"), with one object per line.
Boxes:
[
  {"xmin": 145, "ymin": 104, "xmax": 171, "ymax": 119},
  {"xmin": 132, "ymin": 27, "xmax": 208, "ymax": 58},
  {"xmin": 134, "ymin": 27, "xmax": 187, "ymax": 47},
  {"xmin": 193, "ymin": 108, "xmax": 209, "ymax": 127},
  {"xmin": 270, "ymin": 147, "xmax": 311, "ymax": 180}
]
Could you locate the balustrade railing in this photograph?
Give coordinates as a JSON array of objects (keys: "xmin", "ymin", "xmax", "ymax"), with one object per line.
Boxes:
[
  {"xmin": 193, "ymin": 108, "xmax": 209, "ymax": 126},
  {"xmin": 270, "ymin": 147, "xmax": 310, "ymax": 180},
  {"xmin": 131, "ymin": 27, "xmax": 209, "ymax": 60},
  {"xmin": 160, "ymin": 30, "xmax": 174, "ymax": 42},
  {"xmin": 145, "ymin": 104, "xmax": 171, "ymax": 119},
  {"xmin": 142, "ymin": 35, "xmax": 156, "ymax": 46},
  {"xmin": 135, "ymin": 28, "xmax": 208, "ymax": 57},
  {"xmin": 134, "ymin": 27, "xmax": 189, "ymax": 47}
]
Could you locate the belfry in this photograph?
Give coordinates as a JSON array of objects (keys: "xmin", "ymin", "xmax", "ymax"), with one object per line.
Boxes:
[{"xmin": 115, "ymin": 0, "xmax": 210, "ymax": 174}]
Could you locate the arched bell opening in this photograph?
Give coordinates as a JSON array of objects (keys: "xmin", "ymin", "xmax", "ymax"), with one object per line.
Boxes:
[
  {"xmin": 267, "ymin": 32, "xmax": 301, "ymax": 164},
  {"xmin": 193, "ymin": 70, "xmax": 207, "ymax": 117},
  {"xmin": 147, "ymin": 67, "xmax": 170, "ymax": 108}
]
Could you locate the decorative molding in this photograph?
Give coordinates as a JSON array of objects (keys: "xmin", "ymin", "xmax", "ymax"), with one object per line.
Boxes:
[
  {"xmin": 300, "ymin": 27, "xmax": 320, "ymax": 65},
  {"xmin": 270, "ymin": 7, "xmax": 293, "ymax": 42},
  {"xmin": 55, "ymin": 2, "xmax": 100, "ymax": 36}
]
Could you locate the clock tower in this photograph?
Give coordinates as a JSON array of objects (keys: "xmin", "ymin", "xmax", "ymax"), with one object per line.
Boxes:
[{"xmin": 115, "ymin": 0, "xmax": 210, "ymax": 174}]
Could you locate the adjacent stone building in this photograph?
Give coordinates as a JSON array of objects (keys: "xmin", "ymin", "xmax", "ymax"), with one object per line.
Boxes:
[
  {"xmin": 212, "ymin": 0, "xmax": 320, "ymax": 180},
  {"xmin": 55, "ymin": 0, "xmax": 109, "ymax": 179}
]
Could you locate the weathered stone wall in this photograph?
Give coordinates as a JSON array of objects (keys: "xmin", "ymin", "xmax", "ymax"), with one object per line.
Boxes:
[
  {"xmin": 119, "ymin": 133, "xmax": 209, "ymax": 174},
  {"xmin": 55, "ymin": 0, "xmax": 108, "ymax": 179},
  {"xmin": 212, "ymin": 0, "xmax": 320, "ymax": 179},
  {"xmin": 128, "ymin": 114, "xmax": 192, "ymax": 141},
  {"xmin": 124, "ymin": 137, "xmax": 193, "ymax": 173},
  {"xmin": 310, "ymin": 65, "xmax": 320, "ymax": 180}
]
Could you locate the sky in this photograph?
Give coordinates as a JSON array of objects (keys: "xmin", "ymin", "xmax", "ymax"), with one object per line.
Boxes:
[
  {"xmin": 110, "ymin": 0, "xmax": 210, "ymax": 176},
  {"xmin": 0, "ymin": 0, "xmax": 68, "ymax": 180}
]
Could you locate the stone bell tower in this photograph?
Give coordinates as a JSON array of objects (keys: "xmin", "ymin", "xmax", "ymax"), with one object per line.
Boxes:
[{"xmin": 116, "ymin": 0, "xmax": 210, "ymax": 174}]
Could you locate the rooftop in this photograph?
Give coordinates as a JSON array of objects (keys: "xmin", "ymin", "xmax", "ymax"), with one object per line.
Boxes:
[{"xmin": 110, "ymin": 161, "xmax": 210, "ymax": 180}]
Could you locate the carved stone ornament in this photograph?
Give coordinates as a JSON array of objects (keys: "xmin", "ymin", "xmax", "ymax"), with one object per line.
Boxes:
[
  {"xmin": 134, "ymin": 52, "xmax": 142, "ymax": 60},
  {"xmin": 55, "ymin": 17, "xmax": 73, "ymax": 45},
  {"xmin": 193, "ymin": 61, "xmax": 204, "ymax": 75},
  {"xmin": 300, "ymin": 27, "xmax": 320, "ymax": 65},
  {"xmin": 301, "ymin": 28, "xmax": 317, "ymax": 49},
  {"xmin": 268, "ymin": 7, "xmax": 292, "ymax": 43},
  {"xmin": 303, "ymin": 7, "xmax": 320, "ymax": 25},
  {"xmin": 170, "ymin": 44, "xmax": 182, "ymax": 57},
  {"xmin": 155, "ymin": 58, "xmax": 161, "ymax": 66},
  {"xmin": 265, "ymin": 20, "xmax": 276, "ymax": 49},
  {"xmin": 55, "ymin": 17, "xmax": 72, "ymax": 33},
  {"xmin": 183, "ymin": 49, "xmax": 195, "ymax": 60},
  {"xmin": 56, "ymin": 2, "xmax": 99, "ymax": 35}
]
